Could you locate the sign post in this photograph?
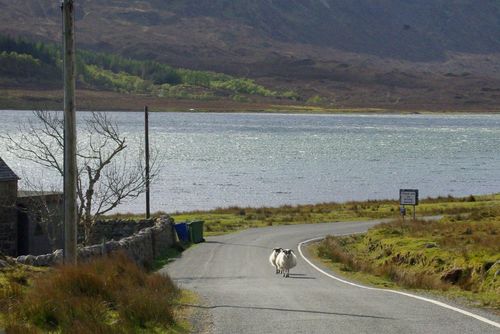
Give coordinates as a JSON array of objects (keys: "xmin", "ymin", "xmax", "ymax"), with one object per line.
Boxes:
[
  {"xmin": 400, "ymin": 189, "xmax": 419, "ymax": 221},
  {"xmin": 400, "ymin": 205, "xmax": 406, "ymax": 222}
]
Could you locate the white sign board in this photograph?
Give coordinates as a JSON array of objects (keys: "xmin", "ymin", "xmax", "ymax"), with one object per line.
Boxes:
[{"xmin": 400, "ymin": 189, "xmax": 419, "ymax": 205}]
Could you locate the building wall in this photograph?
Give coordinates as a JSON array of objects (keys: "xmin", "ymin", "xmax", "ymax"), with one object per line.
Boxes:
[
  {"xmin": 0, "ymin": 181, "xmax": 18, "ymax": 256},
  {"xmin": 17, "ymin": 194, "xmax": 64, "ymax": 256}
]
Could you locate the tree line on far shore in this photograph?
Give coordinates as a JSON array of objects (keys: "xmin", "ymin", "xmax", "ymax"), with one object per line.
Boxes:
[{"xmin": 0, "ymin": 35, "xmax": 299, "ymax": 101}]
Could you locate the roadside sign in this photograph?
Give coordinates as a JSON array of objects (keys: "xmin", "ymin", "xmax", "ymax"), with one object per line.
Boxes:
[{"xmin": 400, "ymin": 189, "xmax": 419, "ymax": 206}]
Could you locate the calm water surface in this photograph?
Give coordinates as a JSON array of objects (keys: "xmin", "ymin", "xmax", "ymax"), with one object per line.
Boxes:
[{"xmin": 1, "ymin": 111, "xmax": 499, "ymax": 213}]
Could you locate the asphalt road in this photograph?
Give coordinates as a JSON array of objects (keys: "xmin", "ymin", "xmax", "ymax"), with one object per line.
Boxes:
[{"xmin": 161, "ymin": 221, "xmax": 500, "ymax": 333}]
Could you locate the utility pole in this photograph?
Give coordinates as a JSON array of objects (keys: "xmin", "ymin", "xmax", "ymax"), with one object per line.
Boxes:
[
  {"xmin": 145, "ymin": 105, "xmax": 151, "ymax": 219},
  {"xmin": 62, "ymin": 0, "xmax": 77, "ymax": 264}
]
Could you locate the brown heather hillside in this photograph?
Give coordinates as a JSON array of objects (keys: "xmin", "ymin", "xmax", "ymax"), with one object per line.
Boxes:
[{"xmin": 0, "ymin": 0, "xmax": 500, "ymax": 111}]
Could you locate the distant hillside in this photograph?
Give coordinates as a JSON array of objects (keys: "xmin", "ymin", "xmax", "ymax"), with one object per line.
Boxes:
[
  {"xmin": 0, "ymin": 0, "xmax": 499, "ymax": 111},
  {"xmin": 0, "ymin": 35, "xmax": 298, "ymax": 103},
  {"xmin": 164, "ymin": 0, "xmax": 500, "ymax": 61},
  {"xmin": 2, "ymin": 1, "xmax": 499, "ymax": 63}
]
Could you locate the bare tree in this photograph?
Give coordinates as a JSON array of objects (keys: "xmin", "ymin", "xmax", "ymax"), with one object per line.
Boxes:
[{"xmin": 2, "ymin": 110, "xmax": 159, "ymax": 244}]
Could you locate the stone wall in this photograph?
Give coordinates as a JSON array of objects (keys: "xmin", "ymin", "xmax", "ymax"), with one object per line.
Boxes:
[
  {"xmin": 84, "ymin": 218, "xmax": 155, "ymax": 245},
  {"xmin": 15, "ymin": 216, "xmax": 176, "ymax": 268},
  {"xmin": 0, "ymin": 181, "xmax": 18, "ymax": 256}
]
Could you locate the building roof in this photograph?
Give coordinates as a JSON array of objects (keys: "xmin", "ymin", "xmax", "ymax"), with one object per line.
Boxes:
[{"xmin": 0, "ymin": 157, "xmax": 19, "ymax": 182}]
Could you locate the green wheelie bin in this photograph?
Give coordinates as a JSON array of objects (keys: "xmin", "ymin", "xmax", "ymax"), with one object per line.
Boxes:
[{"xmin": 187, "ymin": 220, "xmax": 205, "ymax": 243}]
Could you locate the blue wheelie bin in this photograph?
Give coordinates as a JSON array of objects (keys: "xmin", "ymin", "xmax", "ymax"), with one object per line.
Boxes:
[{"xmin": 174, "ymin": 222, "xmax": 189, "ymax": 242}]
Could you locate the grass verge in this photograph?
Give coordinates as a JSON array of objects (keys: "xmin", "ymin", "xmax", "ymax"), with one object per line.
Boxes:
[
  {"xmin": 104, "ymin": 194, "xmax": 500, "ymax": 236},
  {"xmin": 0, "ymin": 252, "xmax": 191, "ymax": 333},
  {"xmin": 169, "ymin": 194, "xmax": 500, "ymax": 236},
  {"xmin": 312, "ymin": 207, "xmax": 500, "ymax": 312},
  {"xmin": 151, "ymin": 243, "xmax": 192, "ymax": 272}
]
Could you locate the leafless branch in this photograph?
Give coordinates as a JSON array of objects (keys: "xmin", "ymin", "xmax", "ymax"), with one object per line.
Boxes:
[{"xmin": 2, "ymin": 110, "xmax": 162, "ymax": 244}]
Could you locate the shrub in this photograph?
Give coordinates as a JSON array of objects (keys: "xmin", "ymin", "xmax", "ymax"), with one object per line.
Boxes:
[
  {"xmin": 281, "ymin": 90, "xmax": 301, "ymax": 100},
  {"xmin": 1, "ymin": 252, "xmax": 179, "ymax": 333},
  {"xmin": 306, "ymin": 95, "xmax": 327, "ymax": 105},
  {"xmin": 119, "ymin": 287, "xmax": 175, "ymax": 328},
  {"xmin": 211, "ymin": 78, "xmax": 276, "ymax": 96}
]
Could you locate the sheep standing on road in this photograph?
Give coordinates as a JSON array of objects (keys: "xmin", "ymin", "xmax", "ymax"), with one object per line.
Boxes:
[
  {"xmin": 269, "ymin": 248, "xmax": 283, "ymax": 274},
  {"xmin": 276, "ymin": 249, "xmax": 297, "ymax": 278}
]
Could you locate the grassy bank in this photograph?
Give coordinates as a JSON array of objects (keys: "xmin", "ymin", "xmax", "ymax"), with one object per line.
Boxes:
[
  {"xmin": 314, "ymin": 206, "xmax": 500, "ymax": 310},
  {"xmin": 104, "ymin": 194, "xmax": 500, "ymax": 236},
  {"xmin": 0, "ymin": 252, "xmax": 195, "ymax": 333},
  {"xmin": 167, "ymin": 194, "xmax": 500, "ymax": 235}
]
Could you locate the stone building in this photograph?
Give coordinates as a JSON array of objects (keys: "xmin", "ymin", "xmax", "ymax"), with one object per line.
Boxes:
[
  {"xmin": 2, "ymin": 157, "xmax": 176, "ymax": 265},
  {"xmin": 0, "ymin": 157, "xmax": 63, "ymax": 256},
  {"xmin": 0, "ymin": 157, "xmax": 19, "ymax": 256},
  {"xmin": 17, "ymin": 191, "xmax": 64, "ymax": 256}
]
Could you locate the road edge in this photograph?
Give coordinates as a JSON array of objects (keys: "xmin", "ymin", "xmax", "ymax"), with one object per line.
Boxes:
[{"xmin": 298, "ymin": 236, "xmax": 500, "ymax": 329}]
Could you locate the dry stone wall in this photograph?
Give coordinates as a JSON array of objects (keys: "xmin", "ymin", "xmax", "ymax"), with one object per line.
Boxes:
[
  {"xmin": 84, "ymin": 218, "xmax": 155, "ymax": 245},
  {"xmin": 15, "ymin": 216, "xmax": 175, "ymax": 267}
]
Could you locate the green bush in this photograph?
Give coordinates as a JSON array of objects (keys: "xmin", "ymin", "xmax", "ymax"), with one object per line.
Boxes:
[
  {"xmin": 80, "ymin": 65, "xmax": 153, "ymax": 93},
  {"xmin": 306, "ymin": 95, "xmax": 327, "ymax": 105},
  {"xmin": 211, "ymin": 78, "xmax": 276, "ymax": 96},
  {"xmin": 281, "ymin": 90, "xmax": 301, "ymax": 100}
]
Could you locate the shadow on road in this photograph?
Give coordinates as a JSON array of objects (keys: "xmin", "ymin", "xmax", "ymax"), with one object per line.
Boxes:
[
  {"xmin": 205, "ymin": 240, "xmax": 272, "ymax": 250},
  {"xmin": 174, "ymin": 276, "xmax": 251, "ymax": 281},
  {"xmin": 176, "ymin": 303, "xmax": 395, "ymax": 320},
  {"xmin": 173, "ymin": 273, "xmax": 316, "ymax": 281},
  {"xmin": 287, "ymin": 274, "xmax": 315, "ymax": 279}
]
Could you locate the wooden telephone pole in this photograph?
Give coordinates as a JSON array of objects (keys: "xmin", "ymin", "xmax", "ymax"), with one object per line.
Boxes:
[
  {"xmin": 145, "ymin": 106, "xmax": 151, "ymax": 219},
  {"xmin": 62, "ymin": 0, "xmax": 77, "ymax": 264}
]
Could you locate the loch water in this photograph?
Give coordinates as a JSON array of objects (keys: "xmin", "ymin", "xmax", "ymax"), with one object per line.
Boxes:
[{"xmin": 1, "ymin": 110, "xmax": 499, "ymax": 213}]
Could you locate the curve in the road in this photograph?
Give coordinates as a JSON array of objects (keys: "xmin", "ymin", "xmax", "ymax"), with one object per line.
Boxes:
[
  {"xmin": 298, "ymin": 236, "xmax": 500, "ymax": 330},
  {"xmin": 164, "ymin": 220, "xmax": 500, "ymax": 333}
]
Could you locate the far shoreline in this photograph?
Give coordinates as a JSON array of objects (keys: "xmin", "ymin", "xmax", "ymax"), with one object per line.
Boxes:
[
  {"xmin": 0, "ymin": 87, "xmax": 499, "ymax": 115},
  {"xmin": 2, "ymin": 107, "xmax": 500, "ymax": 116},
  {"xmin": 106, "ymin": 193, "xmax": 500, "ymax": 219}
]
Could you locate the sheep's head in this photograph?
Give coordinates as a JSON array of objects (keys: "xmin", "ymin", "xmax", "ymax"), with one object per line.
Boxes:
[
  {"xmin": 273, "ymin": 247, "xmax": 283, "ymax": 254},
  {"xmin": 283, "ymin": 249, "xmax": 293, "ymax": 256}
]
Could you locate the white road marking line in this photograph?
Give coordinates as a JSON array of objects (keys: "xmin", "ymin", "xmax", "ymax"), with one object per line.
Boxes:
[{"xmin": 298, "ymin": 236, "xmax": 500, "ymax": 329}]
